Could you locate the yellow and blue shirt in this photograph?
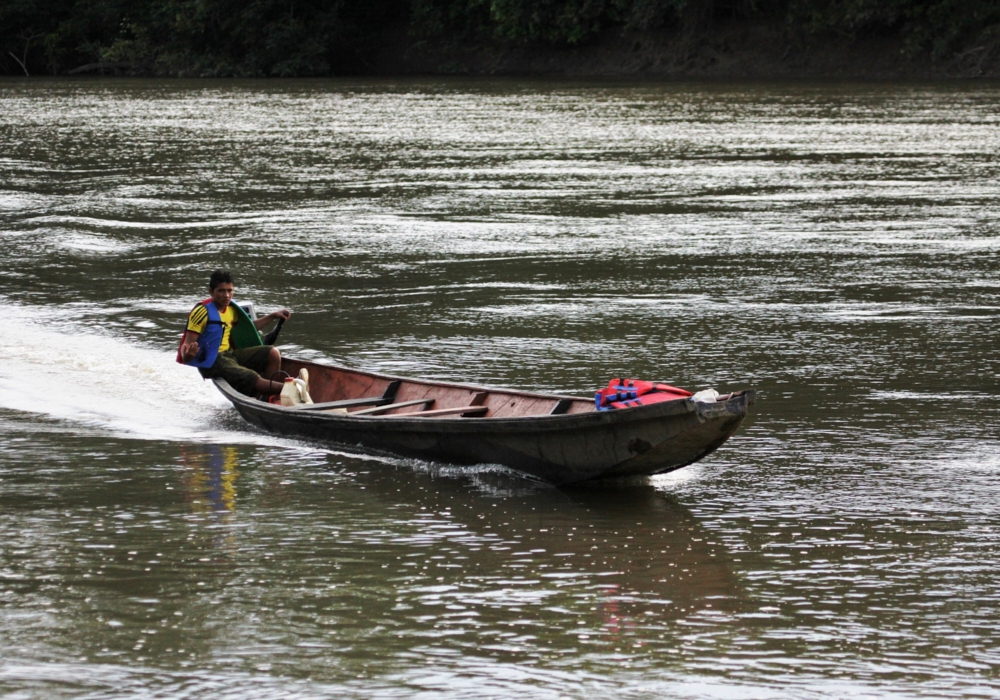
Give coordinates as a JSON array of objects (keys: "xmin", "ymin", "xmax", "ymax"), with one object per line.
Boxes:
[{"xmin": 187, "ymin": 303, "xmax": 237, "ymax": 352}]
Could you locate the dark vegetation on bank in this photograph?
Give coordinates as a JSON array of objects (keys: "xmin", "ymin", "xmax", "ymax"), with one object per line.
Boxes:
[{"xmin": 3, "ymin": 0, "xmax": 1000, "ymax": 79}]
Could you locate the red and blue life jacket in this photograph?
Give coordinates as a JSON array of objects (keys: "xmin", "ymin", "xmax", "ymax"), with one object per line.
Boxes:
[
  {"xmin": 595, "ymin": 378, "xmax": 692, "ymax": 411},
  {"xmin": 176, "ymin": 298, "xmax": 226, "ymax": 368}
]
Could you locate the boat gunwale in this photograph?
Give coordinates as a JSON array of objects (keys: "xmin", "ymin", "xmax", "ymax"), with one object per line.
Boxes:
[
  {"xmin": 279, "ymin": 357, "xmax": 592, "ymax": 404},
  {"xmin": 213, "ymin": 379, "xmax": 715, "ymax": 433},
  {"xmin": 274, "ymin": 358, "xmax": 740, "ymax": 418}
]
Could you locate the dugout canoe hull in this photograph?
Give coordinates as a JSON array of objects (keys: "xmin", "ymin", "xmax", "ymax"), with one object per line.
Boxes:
[{"xmin": 213, "ymin": 357, "xmax": 755, "ymax": 485}]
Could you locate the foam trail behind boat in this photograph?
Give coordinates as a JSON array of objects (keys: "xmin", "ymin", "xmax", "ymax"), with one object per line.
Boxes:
[{"xmin": 0, "ymin": 300, "xmax": 268, "ymax": 444}]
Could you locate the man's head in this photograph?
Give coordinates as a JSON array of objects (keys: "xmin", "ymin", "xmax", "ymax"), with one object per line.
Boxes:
[{"xmin": 209, "ymin": 269, "xmax": 234, "ymax": 309}]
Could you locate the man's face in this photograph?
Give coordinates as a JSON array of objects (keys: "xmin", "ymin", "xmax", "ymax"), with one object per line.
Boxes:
[{"xmin": 210, "ymin": 282, "xmax": 234, "ymax": 310}]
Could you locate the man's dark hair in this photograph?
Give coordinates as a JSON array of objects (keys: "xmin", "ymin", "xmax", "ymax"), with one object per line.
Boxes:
[{"xmin": 209, "ymin": 269, "xmax": 234, "ymax": 290}]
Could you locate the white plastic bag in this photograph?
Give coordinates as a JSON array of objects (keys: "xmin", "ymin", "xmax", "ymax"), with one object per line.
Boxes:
[{"xmin": 690, "ymin": 389, "xmax": 720, "ymax": 404}]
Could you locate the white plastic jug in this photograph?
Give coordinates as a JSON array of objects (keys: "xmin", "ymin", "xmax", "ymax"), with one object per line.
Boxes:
[{"xmin": 280, "ymin": 369, "xmax": 313, "ymax": 406}]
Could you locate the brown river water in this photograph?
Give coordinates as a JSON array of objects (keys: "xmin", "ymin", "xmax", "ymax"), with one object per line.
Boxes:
[{"xmin": 1, "ymin": 78, "xmax": 999, "ymax": 698}]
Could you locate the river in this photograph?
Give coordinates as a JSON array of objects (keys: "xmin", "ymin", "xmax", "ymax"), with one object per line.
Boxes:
[{"xmin": 1, "ymin": 77, "xmax": 999, "ymax": 698}]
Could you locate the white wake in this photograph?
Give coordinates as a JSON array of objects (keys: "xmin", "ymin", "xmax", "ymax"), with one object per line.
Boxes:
[{"xmin": 0, "ymin": 300, "xmax": 268, "ymax": 444}]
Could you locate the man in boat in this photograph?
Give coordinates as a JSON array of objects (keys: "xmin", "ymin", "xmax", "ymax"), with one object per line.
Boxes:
[{"xmin": 178, "ymin": 269, "xmax": 291, "ymax": 398}]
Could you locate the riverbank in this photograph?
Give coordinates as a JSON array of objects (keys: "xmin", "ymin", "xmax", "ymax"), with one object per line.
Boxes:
[
  {"xmin": 47, "ymin": 26, "xmax": 999, "ymax": 81},
  {"xmin": 6, "ymin": 0, "xmax": 1000, "ymax": 81},
  {"xmin": 366, "ymin": 23, "xmax": 998, "ymax": 80}
]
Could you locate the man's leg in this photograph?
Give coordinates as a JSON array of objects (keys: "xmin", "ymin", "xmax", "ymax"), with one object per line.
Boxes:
[
  {"xmin": 201, "ymin": 352, "xmax": 266, "ymax": 397},
  {"xmin": 253, "ymin": 375, "xmax": 283, "ymax": 396},
  {"xmin": 264, "ymin": 347, "xmax": 281, "ymax": 385},
  {"xmin": 232, "ymin": 346, "xmax": 284, "ymax": 396}
]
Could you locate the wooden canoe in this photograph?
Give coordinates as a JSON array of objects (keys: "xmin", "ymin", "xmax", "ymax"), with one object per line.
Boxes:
[{"xmin": 213, "ymin": 356, "xmax": 755, "ymax": 485}]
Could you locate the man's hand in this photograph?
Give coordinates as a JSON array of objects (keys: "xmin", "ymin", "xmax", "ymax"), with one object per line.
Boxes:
[
  {"xmin": 254, "ymin": 309, "xmax": 291, "ymax": 331},
  {"xmin": 181, "ymin": 339, "xmax": 200, "ymax": 362}
]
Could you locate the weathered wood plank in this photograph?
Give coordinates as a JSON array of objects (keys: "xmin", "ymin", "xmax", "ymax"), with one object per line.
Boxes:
[
  {"xmin": 295, "ymin": 396, "xmax": 392, "ymax": 411},
  {"xmin": 383, "ymin": 405, "xmax": 489, "ymax": 418},
  {"xmin": 351, "ymin": 398, "xmax": 436, "ymax": 416}
]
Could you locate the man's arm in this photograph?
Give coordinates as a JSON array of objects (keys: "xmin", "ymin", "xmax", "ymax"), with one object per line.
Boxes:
[
  {"xmin": 253, "ymin": 309, "xmax": 291, "ymax": 331},
  {"xmin": 180, "ymin": 330, "xmax": 201, "ymax": 363}
]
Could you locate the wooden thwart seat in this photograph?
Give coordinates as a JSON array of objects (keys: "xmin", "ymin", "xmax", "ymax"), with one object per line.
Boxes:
[
  {"xmin": 296, "ymin": 396, "xmax": 392, "ymax": 411},
  {"xmin": 294, "ymin": 380, "xmax": 402, "ymax": 412},
  {"xmin": 377, "ymin": 405, "xmax": 489, "ymax": 418},
  {"xmin": 549, "ymin": 399, "xmax": 573, "ymax": 415},
  {"xmin": 351, "ymin": 398, "xmax": 436, "ymax": 416}
]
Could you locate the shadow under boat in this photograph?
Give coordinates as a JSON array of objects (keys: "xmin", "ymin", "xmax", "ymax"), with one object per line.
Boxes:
[
  {"xmin": 352, "ymin": 466, "xmax": 747, "ymax": 623},
  {"xmin": 214, "ymin": 356, "xmax": 755, "ymax": 485}
]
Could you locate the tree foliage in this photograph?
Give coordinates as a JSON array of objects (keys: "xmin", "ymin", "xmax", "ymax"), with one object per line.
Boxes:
[
  {"xmin": 2, "ymin": 0, "xmax": 999, "ymax": 75},
  {"xmin": 1, "ymin": 0, "xmax": 406, "ymax": 75}
]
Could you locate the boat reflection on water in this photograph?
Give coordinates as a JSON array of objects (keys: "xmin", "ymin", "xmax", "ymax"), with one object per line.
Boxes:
[
  {"xmin": 179, "ymin": 445, "xmax": 240, "ymax": 515},
  {"xmin": 159, "ymin": 445, "xmax": 744, "ymax": 664},
  {"xmin": 178, "ymin": 445, "xmax": 243, "ymax": 556},
  {"xmin": 336, "ymin": 465, "xmax": 746, "ymax": 657}
]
